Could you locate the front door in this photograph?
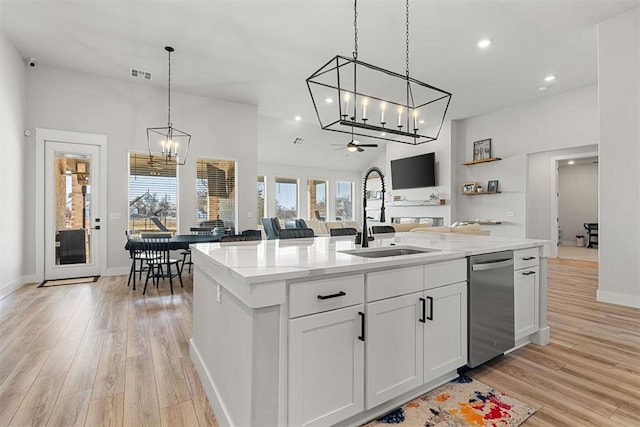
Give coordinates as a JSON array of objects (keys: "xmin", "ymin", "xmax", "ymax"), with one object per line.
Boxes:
[{"xmin": 44, "ymin": 141, "xmax": 101, "ymax": 280}]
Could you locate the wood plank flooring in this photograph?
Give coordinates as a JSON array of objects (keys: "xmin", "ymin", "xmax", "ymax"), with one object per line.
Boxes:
[{"xmin": 0, "ymin": 258, "xmax": 637, "ymax": 426}]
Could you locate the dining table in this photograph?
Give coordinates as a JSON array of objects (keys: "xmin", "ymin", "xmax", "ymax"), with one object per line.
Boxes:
[{"xmin": 124, "ymin": 233, "xmax": 222, "ymax": 252}]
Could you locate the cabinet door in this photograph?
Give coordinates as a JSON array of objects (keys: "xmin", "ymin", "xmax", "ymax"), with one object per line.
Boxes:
[
  {"xmin": 366, "ymin": 293, "xmax": 423, "ymax": 409},
  {"xmin": 289, "ymin": 304, "xmax": 365, "ymax": 427},
  {"xmin": 424, "ymin": 282, "xmax": 467, "ymax": 382},
  {"xmin": 515, "ymin": 267, "xmax": 539, "ymax": 340}
]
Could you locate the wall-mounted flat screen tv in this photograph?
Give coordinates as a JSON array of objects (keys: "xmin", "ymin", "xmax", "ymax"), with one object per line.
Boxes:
[{"xmin": 390, "ymin": 152, "xmax": 436, "ymax": 189}]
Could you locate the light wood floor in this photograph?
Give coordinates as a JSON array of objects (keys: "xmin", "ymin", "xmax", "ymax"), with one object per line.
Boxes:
[{"xmin": 0, "ymin": 259, "xmax": 638, "ymax": 426}]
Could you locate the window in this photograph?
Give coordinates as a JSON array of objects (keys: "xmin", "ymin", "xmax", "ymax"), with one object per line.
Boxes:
[
  {"xmin": 257, "ymin": 175, "xmax": 265, "ymax": 225},
  {"xmin": 307, "ymin": 179, "xmax": 327, "ymax": 221},
  {"xmin": 196, "ymin": 158, "xmax": 236, "ymax": 230},
  {"xmin": 275, "ymin": 177, "xmax": 298, "ymax": 220},
  {"xmin": 128, "ymin": 152, "xmax": 177, "ymax": 232},
  {"xmin": 335, "ymin": 181, "xmax": 354, "ymax": 220}
]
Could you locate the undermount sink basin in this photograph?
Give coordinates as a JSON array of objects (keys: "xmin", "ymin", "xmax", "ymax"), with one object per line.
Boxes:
[{"xmin": 339, "ymin": 246, "xmax": 439, "ymax": 258}]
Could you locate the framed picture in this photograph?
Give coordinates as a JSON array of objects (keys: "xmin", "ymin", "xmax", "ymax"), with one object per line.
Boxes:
[
  {"xmin": 76, "ymin": 162, "xmax": 87, "ymax": 173},
  {"xmin": 487, "ymin": 180, "xmax": 499, "ymax": 193},
  {"xmin": 462, "ymin": 182, "xmax": 477, "ymax": 194},
  {"xmin": 473, "ymin": 138, "xmax": 492, "ymax": 161}
]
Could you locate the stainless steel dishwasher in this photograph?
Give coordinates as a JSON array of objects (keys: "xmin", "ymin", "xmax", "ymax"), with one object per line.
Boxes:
[{"xmin": 467, "ymin": 251, "xmax": 514, "ymax": 368}]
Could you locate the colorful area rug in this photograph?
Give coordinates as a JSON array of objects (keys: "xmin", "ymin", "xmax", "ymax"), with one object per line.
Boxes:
[
  {"xmin": 365, "ymin": 375, "xmax": 535, "ymax": 426},
  {"xmin": 38, "ymin": 276, "xmax": 100, "ymax": 287}
]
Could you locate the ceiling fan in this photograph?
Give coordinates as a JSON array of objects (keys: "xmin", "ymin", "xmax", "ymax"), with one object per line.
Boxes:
[{"xmin": 332, "ymin": 140, "xmax": 378, "ymax": 153}]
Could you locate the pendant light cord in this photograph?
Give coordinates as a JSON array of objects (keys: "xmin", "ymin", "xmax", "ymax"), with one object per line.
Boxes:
[
  {"xmin": 167, "ymin": 48, "xmax": 172, "ymax": 127},
  {"xmin": 353, "ymin": 0, "xmax": 358, "ymax": 60},
  {"xmin": 405, "ymin": 0, "xmax": 410, "ymax": 79}
]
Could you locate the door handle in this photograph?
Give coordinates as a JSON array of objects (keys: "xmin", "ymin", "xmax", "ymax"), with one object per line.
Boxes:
[
  {"xmin": 419, "ymin": 298, "xmax": 426, "ymax": 323},
  {"xmin": 426, "ymin": 296, "xmax": 434, "ymax": 321},
  {"xmin": 92, "ymin": 225, "xmax": 101, "ymax": 230},
  {"xmin": 522, "ymin": 271, "xmax": 536, "ymax": 276},
  {"xmin": 358, "ymin": 311, "xmax": 365, "ymax": 341}
]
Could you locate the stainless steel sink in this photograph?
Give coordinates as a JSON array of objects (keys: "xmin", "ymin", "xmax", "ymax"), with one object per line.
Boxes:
[{"xmin": 339, "ymin": 246, "xmax": 439, "ymax": 258}]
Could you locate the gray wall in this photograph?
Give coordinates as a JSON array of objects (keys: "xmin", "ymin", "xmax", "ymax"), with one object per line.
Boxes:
[
  {"xmin": 0, "ymin": 21, "xmax": 27, "ymax": 297},
  {"xmin": 598, "ymin": 7, "xmax": 640, "ymax": 307},
  {"xmin": 559, "ymin": 162, "xmax": 598, "ymax": 245},
  {"xmin": 24, "ymin": 64, "xmax": 258, "ymax": 277}
]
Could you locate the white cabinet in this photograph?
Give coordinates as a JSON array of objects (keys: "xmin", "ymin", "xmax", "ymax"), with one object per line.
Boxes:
[
  {"xmin": 423, "ymin": 282, "xmax": 467, "ymax": 381},
  {"xmin": 513, "ymin": 248, "xmax": 540, "ymax": 341},
  {"xmin": 365, "ymin": 260, "xmax": 467, "ymax": 409},
  {"xmin": 289, "ymin": 304, "xmax": 365, "ymax": 426},
  {"xmin": 366, "ymin": 292, "xmax": 424, "ymax": 408},
  {"xmin": 514, "ymin": 266, "xmax": 539, "ymax": 340}
]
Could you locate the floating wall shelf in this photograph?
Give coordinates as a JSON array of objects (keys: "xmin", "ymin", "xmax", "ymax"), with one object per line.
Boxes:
[
  {"xmin": 386, "ymin": 199, "xmax": 446, "ymax": 207},
  {"xmin": 461, "ymin": 191, "xmax": 501, "ymax": 196},
  {"xmin": 461, "ymin": 157, "xmax": 502, "ymax": 166}
]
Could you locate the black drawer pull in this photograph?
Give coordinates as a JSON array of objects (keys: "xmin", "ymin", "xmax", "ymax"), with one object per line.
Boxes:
[
  {"xmin": 522, "ymin": 256, "xmax": 537, "ymax": 261},
  {"xmin": 522, "ymin": 271, "xmax": 536, "ymax": 276},
  {"xmin": 317, "ymin": 291, "xmax": 346, "ymax": 300},
  {"xmin": 419, "ymin": 298, "xmax": 426, "ymax": 323},
  {"xmin": 427, "ymin": 296, "xmax": 434, "ymax": 321},
  {"xmin": 358, "ymin": 311, "xmax": 365, "ymax": 341}
]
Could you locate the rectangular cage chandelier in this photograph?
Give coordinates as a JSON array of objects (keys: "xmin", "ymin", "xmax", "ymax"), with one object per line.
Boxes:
[{"xmin": 306, "ymin": 0, "xmax": 452, "ymax": 145}]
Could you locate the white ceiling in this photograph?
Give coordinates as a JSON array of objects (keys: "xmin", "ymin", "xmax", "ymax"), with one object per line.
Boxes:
[{"xmin": 2, "ymin": 0, "xmax": 638, "ymax": 171}]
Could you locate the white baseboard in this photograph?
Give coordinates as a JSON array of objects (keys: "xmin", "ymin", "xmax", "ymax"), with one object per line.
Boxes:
[
  {"xmin": 597, "ymin": 290, "xmax": 640, "ymax": 308},
  {"xmin": 0, "ymin": 278, "xmax": 23, "ymax": 300},
  {"xmin": 103, "ymin": 266, "xmax": 130, "ymax": 277}
]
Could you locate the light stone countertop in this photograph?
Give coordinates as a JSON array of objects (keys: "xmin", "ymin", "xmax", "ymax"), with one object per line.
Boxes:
[{"xmin": 190, "ymin": 232, "xmax": 550, "ymax": 285}]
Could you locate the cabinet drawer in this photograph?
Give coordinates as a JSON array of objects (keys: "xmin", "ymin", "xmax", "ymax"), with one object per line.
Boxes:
[
  {"xmin": 514, "ymin": 248, "xmax": 539, "ymax": 270},
  {"xmin": 424, "ymin": 259, "xmax": 467, "ymax": 290},
  {"xmin": 289, "ymin": 275, "xmax": 364, "ymax": 318},
  {"xmin": 366, "ymin": 266, "xmax": 423, "ymax": 302}
]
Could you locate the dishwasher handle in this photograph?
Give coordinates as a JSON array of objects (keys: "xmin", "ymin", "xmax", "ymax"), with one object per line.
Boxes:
[{"xmin": 471, "ymin": 258, "xmax": 513, "ymax": 271}]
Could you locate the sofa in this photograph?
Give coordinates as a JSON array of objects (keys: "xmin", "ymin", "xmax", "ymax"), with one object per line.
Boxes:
[{"xmin": 306, "ymin": 220, "xmax": 362, "ymax": 236}]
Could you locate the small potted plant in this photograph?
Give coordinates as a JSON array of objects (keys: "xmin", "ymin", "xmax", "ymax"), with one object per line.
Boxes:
[{"xmin": 476, "ymin": 185, "xmax": 484, "ymax": 193}]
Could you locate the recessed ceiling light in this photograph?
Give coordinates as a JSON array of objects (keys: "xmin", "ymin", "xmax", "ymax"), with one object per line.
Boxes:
[
  {"xmin": 294, "ymin": 115, "xmax": 302, "ymax": 121},
  {"xmin": 567, "ymin": 160, "xmax": 575, "ymax": 165},
  {"xmin": 325, "ymin": 97, "xmax": 333, "ymax": 104},
  {"xmin": 380, "ymin": 132, "xmax": 386, "ymax": 137},
  {"xmin": 477, "ymin": 39, "xmax": 491, "ymax": 49},
  {"xmin": 544, "ymin": 75, "xmax": 556, "ymax": 82}
]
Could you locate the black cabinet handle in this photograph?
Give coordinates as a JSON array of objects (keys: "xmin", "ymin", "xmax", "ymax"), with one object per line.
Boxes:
[
  {"xmin": 317, "ymin": 291, "xmax": 346, "ymax": 300},
  {"xmin": 522, "ymin": 271, "xmax": 536, "ymax": 276},
  {"xmin": 358, "ymin": 311, "xmax": 365, "ymax": 341},
  {"xmin": 426, "ymin": 296, "xmax": 434, "ymax": 321},
  {"xmin": 522, "ymin": 256, "xmax": 537, "ymax": 261},
  {"xmin": 419, "ymin": 298, "xmax": 426, "ymax": 323}
]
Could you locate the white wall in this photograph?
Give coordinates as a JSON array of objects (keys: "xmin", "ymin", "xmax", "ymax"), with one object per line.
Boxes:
[
  {"xmin": 597, "ymin": 7, "xmax": 640, "ymax": 308},
  {"xmin": 25, "ymin": 65, "xmax": 257, "ymax": 276},
  {"xmin": 455, "ymin": 86, "xmax": 598, "ymax": 237},
  {"xmin": 257, "ymin": 163, "xmax": 361, "ymax": 222},
  {"xmin": 558, "ymin": 163, "xmax": 598, "ymax": 245},
  {"xmin": 0, "ymin": 22, "xmax": 27, "ymax": 298}
]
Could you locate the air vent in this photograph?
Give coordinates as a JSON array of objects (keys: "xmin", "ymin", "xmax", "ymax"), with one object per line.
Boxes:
[
  {"xmin": 293, "ymin": 137, "xmax": 304, "ymax": 145},
  {"xmin": 130, "ymin": 68, "xmax": 152, "ymax": 80}
]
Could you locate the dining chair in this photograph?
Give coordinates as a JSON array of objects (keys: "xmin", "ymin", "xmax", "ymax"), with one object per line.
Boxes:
[
  {"xmin": 371, "ymin": 225, "xmax": 396, "ymax": 234},
  {"xmin": 125, "ymin": 230, "xmax": 152, "ymax": 291},
  {"xmin": 141, "ymin": 233, "xmax": 183, "ymax": 295},
  {"xmin": 330, "ymin": 227, "xmax": 358, "ymax": 236},
  {"xmin": 278, "ymin": 228, "xmax": 314, "ymax": 239}
]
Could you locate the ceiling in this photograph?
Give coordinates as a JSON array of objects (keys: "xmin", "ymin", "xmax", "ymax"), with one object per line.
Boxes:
[{"xmin": 2, "ymin": 0, "xmax": 638, "ymax": 171}]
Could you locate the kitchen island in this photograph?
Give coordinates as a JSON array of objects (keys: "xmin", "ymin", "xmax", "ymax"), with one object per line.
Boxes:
[{"xmin": 189, "ymin": 232, "xmax": 550, "ymax": 426}]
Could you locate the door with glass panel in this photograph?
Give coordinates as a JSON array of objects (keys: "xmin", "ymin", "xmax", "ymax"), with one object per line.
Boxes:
[{"xmin": 44, "ymin": 142, "xmax": 101, "ymax": 279}]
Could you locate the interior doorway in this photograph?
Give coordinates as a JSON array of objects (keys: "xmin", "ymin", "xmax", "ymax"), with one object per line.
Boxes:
[
  {"xmin": 551, "ymin": 153, "xmax": 599, "ymax": 262},
  {"xmin": 36, "ymin": 129, "xmax": 107, "ymax": 281}
]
